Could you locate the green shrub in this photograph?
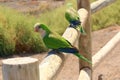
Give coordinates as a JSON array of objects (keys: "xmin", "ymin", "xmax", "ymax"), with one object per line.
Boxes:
[
  {"xmin": 92, "ymin": 0, "xmax": 120, "ymax": 30},
  {"xmin": 0, "ymin": 6, "xmax": 47, "ymax": 56},
  {"xmin": 0, "ymin": 23, "xmax": 15, "ymax": 56}
]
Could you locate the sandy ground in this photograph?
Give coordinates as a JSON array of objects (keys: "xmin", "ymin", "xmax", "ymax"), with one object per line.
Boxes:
[{"xmin": 0, "ymin": 26, "xmax": 120, "ymax": 80}]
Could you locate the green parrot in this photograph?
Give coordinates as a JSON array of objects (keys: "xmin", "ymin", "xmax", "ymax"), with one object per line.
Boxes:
[
  {"xmin": 34, "ymin": 23, "xmax": 92, "ymax": 64},
  {"xmin": 65, "ymin": 3, "xmax": 86, "ymax": 34}
]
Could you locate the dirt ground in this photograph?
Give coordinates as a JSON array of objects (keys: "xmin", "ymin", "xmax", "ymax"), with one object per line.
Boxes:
[
  {"xmin": 0, "ymin": 26, "xmax": 120, "ymax": 80},
  {"xmin": 0, "ymin": 0, "xmax": 64, "ymax": 15}
]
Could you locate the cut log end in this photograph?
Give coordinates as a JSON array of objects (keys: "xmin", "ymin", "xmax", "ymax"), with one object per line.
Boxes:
[
  {"xmin": 2, "ymin": 57, "xmax": 38, "ymax": 65},
  {"xmin": 78, "ymin": 68, "xmax": 92, "ymax": 80},
  {"xmin": 2, "ymin": 57, "xmax": 39, "ymax": 80}
]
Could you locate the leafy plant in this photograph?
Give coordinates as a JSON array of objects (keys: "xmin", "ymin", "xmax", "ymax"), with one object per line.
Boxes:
[{"xmin": 0, "ymin": 6, "xmax": 47, "ymax": 56}]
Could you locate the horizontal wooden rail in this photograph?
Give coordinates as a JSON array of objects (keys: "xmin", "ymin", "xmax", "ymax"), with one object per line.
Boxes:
[
  {"xmin": 92, "ymin": 31, "xmax": 120, "ymax": 68},
  {"xmin": 91, "ymin": 0, "xmax": 117, "ymax": 14}
]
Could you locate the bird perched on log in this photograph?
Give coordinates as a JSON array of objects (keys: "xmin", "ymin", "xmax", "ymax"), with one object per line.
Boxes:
[
  {"xmin": 34, "ymin": 23, "xmax": 91, "ymax": 64},
  {"xmin": 65, "ymin": 3, "xmax": 86, "ymax": 35}
]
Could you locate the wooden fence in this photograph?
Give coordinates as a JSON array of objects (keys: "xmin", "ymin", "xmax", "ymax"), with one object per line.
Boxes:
[{"xmin": 2, "ymin": 0, "xmax": 119, "ymax": 80}]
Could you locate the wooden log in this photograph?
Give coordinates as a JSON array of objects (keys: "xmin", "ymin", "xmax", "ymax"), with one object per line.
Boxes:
[
  {"xmin": 77, "ymin": 0, "xmax": 92, "ymax": 80},
  {"xmin": 78, "ymin": 68, "xmax": 92, "ymax": 80},
  {"xmin": 91, "ymin": 0, "xmax": 117, "ymax": 14},
  {"xmin": 92, "ymin": 32, "xmax": 120, "ymax": 68},
  {"xmin": 2, "ymin": 57, "xmax": 39, "ymax": 80},
  {"xmin": 40, "ymin": 27, "xmax": 79, "ymax": 80}
]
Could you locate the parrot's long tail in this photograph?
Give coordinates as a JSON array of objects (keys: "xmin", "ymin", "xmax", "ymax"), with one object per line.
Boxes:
[
  {"xmin": 78, "ymin": 25, "xmax": 86, "ymax": 35},
  {"xmin": 74, "ymin": 53, "xmax": 92, "ymax": 64},
  {"xmin": 58, "ymin": 48, "xmax": 92, "ymax": 64}
]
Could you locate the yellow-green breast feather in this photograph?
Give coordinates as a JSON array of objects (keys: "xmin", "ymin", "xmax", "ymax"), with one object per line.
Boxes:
[{"xmin": 43, "ymin": 32, "xmax": 72, "ymax": 49}]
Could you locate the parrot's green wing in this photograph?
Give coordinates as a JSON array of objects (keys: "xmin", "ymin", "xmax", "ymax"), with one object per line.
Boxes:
[
  {"xmin": 65, "ymin": 9, "xmax": 79, "ymax": 23},
  {"xmin": 66, "ymin": 3, "xmax": 78, "ymax": 15},
  {"xmin": 65, "ymin": 4, "xmax": 86, "ymax": 35},
  {"xmin": 43, "ymin": 32, "xmax": 72, "ymax": 49}
]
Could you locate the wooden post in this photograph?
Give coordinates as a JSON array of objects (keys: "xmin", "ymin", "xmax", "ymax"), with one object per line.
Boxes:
[
  {"xmin": 2, "ymin": 57, "xmax": 39, "ymax": 80},
  {"xmin": 77, "ymin": 0, "xmax": 92, "ymax": 80}
]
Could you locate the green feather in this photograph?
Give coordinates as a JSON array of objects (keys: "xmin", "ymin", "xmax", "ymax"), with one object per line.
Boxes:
[
  {"xmin": 34, "ymin": 23, "xmax": 91, "ymax": 64},
  {"xmin": 79, "ymin": 25, "xmax": 86, "ymax": 35},
  {"xmin": 65, "ymin": 9, "xmax": 79, "ymax": 23},
  {"xmin": 43, "ymin": 32, "xmax": 72, "ymax": 49},
  {"xmin": 74, "ymin": 53, "xmax": 92, "ymax": 64},
  {"xmin": 65, "ymin": 4, "xmax": 86, "ymax": 35},
  {"xmin": 65, "ymin": 3, "xmax": 79, "ymax": 23},
  {"xmin": 38, "ymin": 24, "xmax": 72, "ymax": 49}
]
